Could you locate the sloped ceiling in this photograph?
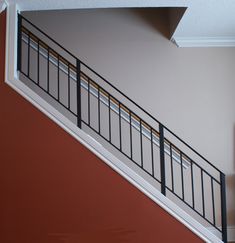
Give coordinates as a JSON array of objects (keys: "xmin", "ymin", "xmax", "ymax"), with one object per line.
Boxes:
[{"xmin": 5, "ymin": 0, "xmax": 235, "ymax": 47}]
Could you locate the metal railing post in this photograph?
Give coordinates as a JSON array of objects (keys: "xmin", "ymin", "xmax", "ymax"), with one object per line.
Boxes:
[
  {"xmin": 17, "ymin": 13, "xmax": 22, "ymax": 71},
  {"xmin": 76, "ymin": 59, "xmax": 81, "ymax": 128},
  {"xmin": 220, "ymin": 173, "xmax": 227, "ymax": 243},
  {"xmin": 159, "ymin": 123, "xmax": 166, "ymax": 195}
]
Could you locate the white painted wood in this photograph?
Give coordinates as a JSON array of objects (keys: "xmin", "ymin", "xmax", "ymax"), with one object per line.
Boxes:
[
  {"xmin": 5, "ymin": 2, "xmax": 18, "ymax": 84},
  {"xmin": 7, "ymin": 0, "xmax": 188, "ymax": 11},
  {"xmin": 4, "ymin": 3, "xmax": 226, "ymax": 243}
]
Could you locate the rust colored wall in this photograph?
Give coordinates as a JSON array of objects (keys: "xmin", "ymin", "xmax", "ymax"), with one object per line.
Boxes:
[{"xmin": 0, "ymin": 11, "xmax": 203, "ymax": 243}]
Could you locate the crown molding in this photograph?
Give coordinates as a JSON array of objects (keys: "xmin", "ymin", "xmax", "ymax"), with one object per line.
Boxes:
[{"xmin": 172, "ymin": 36, "xmax": 235, "ymax": 47}]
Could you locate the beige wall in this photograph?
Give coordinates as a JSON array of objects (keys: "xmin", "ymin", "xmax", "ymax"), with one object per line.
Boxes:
[{"xmin": 23, "ymin": 8, "xmax": 235, "ymax": 226}]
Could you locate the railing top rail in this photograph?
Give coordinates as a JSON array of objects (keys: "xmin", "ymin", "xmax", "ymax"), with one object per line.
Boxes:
[{"xmin": 19, "ymin": 13, "xmax": 224, "ymax": 175}]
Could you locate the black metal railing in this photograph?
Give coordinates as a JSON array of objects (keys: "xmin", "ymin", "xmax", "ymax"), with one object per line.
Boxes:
[{"xmin": 17, "ymin": 14, "xmax": 227, "ymax": 242}]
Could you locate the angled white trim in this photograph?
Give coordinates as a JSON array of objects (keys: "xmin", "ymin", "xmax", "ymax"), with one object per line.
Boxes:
[
  {"xmin": 8, "ymin": 0, "xmax": 188, "ymax": 11},
  {"xmin": 172, "ymin": 36, "xmax": 235, "ymax": 47},
  {"xmin": 5, "ymin": 3, "xmax": 224, "ymax": 243}
]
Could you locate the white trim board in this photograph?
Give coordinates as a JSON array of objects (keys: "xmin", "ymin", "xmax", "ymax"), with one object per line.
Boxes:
[
  {"xmin": 4, "ymin": 3, "xmax": 227, "ymax": 243},
  {"xmin": 172, "ymin": 37, "xmax": 235, "ymax": 47},
  {"xmin": 7, "ymin": 0, "xmax": 188, "ymax": 11}
]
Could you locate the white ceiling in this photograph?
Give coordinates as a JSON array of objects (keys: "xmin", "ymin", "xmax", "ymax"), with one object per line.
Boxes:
[{"xmin": 5, "ymin": 0, "xmax": 235, "ymax": 47}]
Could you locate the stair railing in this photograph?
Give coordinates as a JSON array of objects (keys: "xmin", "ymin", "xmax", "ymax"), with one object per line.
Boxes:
[{"xmin": 17, "ymin": 14, "xmax": 227, "ymax": 242}]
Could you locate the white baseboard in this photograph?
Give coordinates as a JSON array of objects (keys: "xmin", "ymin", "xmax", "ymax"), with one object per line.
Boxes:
[{"xmin": 172, "ymin": 37, "xmax": 235, "ymax": 47}]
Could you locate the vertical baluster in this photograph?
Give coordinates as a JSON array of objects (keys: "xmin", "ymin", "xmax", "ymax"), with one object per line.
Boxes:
[
  {"xmin": 98, "ymin": 87, "xmax": 101, "ymax": 134},
  {"xmin": 151, "ymin": 128, "xmax": 154, "ymax": 177},
  {"xmin": 17, "ymin": 14, "xmax": 22, "ymax": 72},
  {"xmin": 220, "ymin": 173, "xmax": 227, "ymax": 243},
  {"xmin": 47, "ymin": 47, "xmax": 50, "ymax": 92},
  {"xmin": 211, "ymin": 177, "xmax": 216, "ymax": 226},
  {"xmin": 37, "ymin": 39, "xmax": 40, "ymax": 85},
  {"xmin": 88, "ymin": 79, "xmax": 90, "ymax": 126},
  {"xmin": 57, "ymin": 55, "xmax": 60, "ymax": 101},
  {"xmin": 191, "ymin": 162, "xmax": 195, "ymax": 209},
  {"xmin": 159, "ymin": 123, "xmax": 166, "ymax": 196},
  {"xmin": 201, "ymin": 170, "xmax": 205, "ymax": 217},
  {"xmin": 180, "ymin": 152, "xmax": 185, "ymax": 201},
  {"xmin": 68, "ymin": 65, "xmax": 70, "ymax": 110},
  {"xmin": 119, "ymin": 103, "xmax": 122, "ymax": 151},
  {"xmin": 27, "ymin": 34, "xmax": 30, "ymax": 77},
  {"xmin": 140, "ymin": 120, "xmax": 143, "ymax": 168},
  {"xmin": 76, "ymin": 59, "xmax": 81, "ymax": 128},
  {"xmin": 129, "ymin": 111, "xmax": 133, "ymax": 160},
  {"xmin": 170, "ymin": 143, "xmax": 174, "ymax": 192},
  {"xmin": 108, "ymin": 94, "xmax": 111, "ymax": 142}
]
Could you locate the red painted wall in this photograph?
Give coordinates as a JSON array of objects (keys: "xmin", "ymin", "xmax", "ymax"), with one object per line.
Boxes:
[{"xmin": 0, "ymin": 11, "xmax": 203, "ymax": 243}]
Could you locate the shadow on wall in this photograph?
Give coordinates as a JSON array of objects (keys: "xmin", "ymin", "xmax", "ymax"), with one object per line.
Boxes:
[{"xmin": 129, "ymin": 7, "xmax": 186, "ymax": 40}]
